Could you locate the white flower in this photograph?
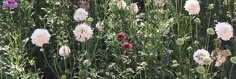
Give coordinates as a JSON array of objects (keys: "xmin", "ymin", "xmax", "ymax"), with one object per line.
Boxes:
[
  {"xmin": 31, "ymin": 29, "xmax": 51, "ymax": 47},
  {"xmin": 96, "ymin": 21, "xmax": 104, "ymax": 31},
  {"xmin": 117, "ymin": 0, "xmax": 127, "ymax": 9},
  {"xmin": 184, "ymin": 0, "xmax": 200, "ymax": 15},
  {"xmin": 73, "ymin": 24, "xmax": 93, "ymax": 42},
  {"xmin": 129, "ymin": 3, "xmax": 139, "ymax": 13},
  {"xmin": 59, "ymin": 45, "xmax": 71, "ymax": 57},
  {"xmin": 193, "ymin": 49, "xmax": 210, "ymax": 65},
  {"xmin": 215, "ymin": 22, "xmax": 233, "ymax": 41},
  {"xmin": 73, "ymin": 8, "xmax": 88, "ymax": 22}
]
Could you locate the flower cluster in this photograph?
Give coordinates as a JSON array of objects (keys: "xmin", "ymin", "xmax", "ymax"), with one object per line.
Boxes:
[
  {"xmin": 115, "ymin": 1, "xmax": 139, "ymax": 14},
  {"xmin": 116, "ymin": 32, "xmax": 133, "ymax": 50},
  {"xmin": 2, "ymin": 0, "xmax": 236, "ymax": 78},
  {"xmin": 73, "ymin": 7, "xmax": 94, "ymax": 42}
]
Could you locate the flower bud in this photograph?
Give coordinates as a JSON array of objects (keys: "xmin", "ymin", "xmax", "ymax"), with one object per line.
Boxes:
[
  {"xmin": 86, "ymin": 17, "xmax": 94, "ymax": 24},
  {"xmin": 223, "ymin": 49, "xmax": 231, "ymax": 56},
  {"xmin": 196, "ymin": 66, "xmax": 205, "ymax": 74},
  {"xmin": 187, "ymin": 46, "xmax": 193, "ymax": 52},
  {"xmin": 208, "ymin": 4, "xmax": 214, "ymax": 9},
  {"xmin": 194, "ymin": 18, "xmax": 201, "ymax": 24},
  {"xmin": 207, "ymin": 28, "xmax": 215, "ymax": 35},
  {"xmin": 59, "ymin": 45, "xmax": 71, "ymax": 57},
  {"xmin": 194, "ymin": 41, "xmax": 200, "ymax": 45},
  {"xmin": 176, "ymin": 38, "xmax": 184, "ymax": 46},
  {"xmin": 203, "ymin": 57, "xmax": 212, "ymax": 65},
  {"xmin": 230, "ymin": 57, "xmax": 236, "ymax": 64},
  {"xmin": 60, "ymin": 75, "xmax": 66, "ymax": 79}
]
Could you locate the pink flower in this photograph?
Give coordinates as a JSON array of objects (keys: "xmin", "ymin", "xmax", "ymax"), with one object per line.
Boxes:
[
  {"xmin": 73, "ymin": 24, "xmax": 93, "ymax": 42},
  {"xmin": 193, "ymin": 49, "xmax": 210, "ymax": 65},
  {"xmin": 2, "ymin": 0, "xmax": 18, "ymax": 9},
  {"xmin": 156, "ymin": 0, "xmax": 165, "ymax": 8},
  {"xmin": 184, "ymin": 0, "xmax": 200, "ymax": 15},
  {"xmin": 116, "ymin": 32, "xmax": 127, "ymax": 41},
  {"xmin": 121, "ymin": 42, "xmax": 133, "ymax": 50},
  {"xmin": 31, "ymin": 29, "xmax": 51, "ymax": 47},
  {"xmin": 215, "ymin": 22, "xmax": 233, "ymax": 41},
  {"xmin": 73, "ymin": 8, "xmax": 88, "ymax": 22}
]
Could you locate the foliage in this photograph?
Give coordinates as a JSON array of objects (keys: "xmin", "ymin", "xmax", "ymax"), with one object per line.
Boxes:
[{"xmin": 0, "ymin": 0, "xmax": 236, "ymax": 79}]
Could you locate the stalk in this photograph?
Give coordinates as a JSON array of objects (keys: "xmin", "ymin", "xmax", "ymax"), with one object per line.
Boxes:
[
  {"xmin": 229, "ymin": 64, "xmax": 234, "ymax": 79},
  {"xmin": 42, "ymin": 49, "xmax": 59, "ymax": 78}
]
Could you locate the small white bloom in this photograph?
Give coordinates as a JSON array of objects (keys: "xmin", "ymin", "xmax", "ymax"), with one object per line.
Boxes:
[
  {"xmin": 73, "ymin": 24, "xmax": 93, "ymax": 42},
  {"xmin": 129, "ymin": 3, "xmax": 139, "ymax": 13},
  {"xmin": 96, "ymin": 21, "xmax": 104, "ymax": 31},
  {"xmin": 31, "ymin": 29, "xmax": 51, "ymax": 47},
  {"xmin": 117, "ymin": 0, "xmax": 127, "ymax": 9},
  {"xmin": 193, "ymin": 49, "xmax": 210, "ymax": 65},
  {"xmin": 184, "ymin": 0, "xmax": 200, "ymax": 15},
  {"xmin": 73, "ymin": 8, "xmax": 88, "ymax": 22},
  {"xmin": 215, "ymin": 22, "xmax": 233, "ymax": 41},
  {"xmin": 59, "ymin": 45, "xmax": 71, "ymax": 57},
  {"xmin": 55, "ymin": 2, "xmax": 60, "ymax": 6}
]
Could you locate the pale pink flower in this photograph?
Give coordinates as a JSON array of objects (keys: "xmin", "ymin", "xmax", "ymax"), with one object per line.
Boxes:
[
  {"xmin": 59, "ymin": 45, "xmax": 71, "ymax": 57},
  {"xmin": 193, "ymin": 49, "xmax": 210, "ymax": 65},
  {"xmin": 73, "ymin": 8, "xmax": 88, "ymax": 22},
  {"xmin": 184, "ymin": 0, "xmax": 200, "ymax": 15},
  {"xmin": 73, "ymin": 24, "xmax": 93, "ymax": 42},
  {"xmin": 215, "ymin": 22, "xmax": 233, "ymax": 41},
  {"xmin": 31, "ymin": 29, "xmax": 51, "ymax": 47},
  {"xmin": 117, "ymin": 0, "xmax": 127, "ymax": 9},
  {"xmin": 129, "ymin": 3, "xmax": 139, "ymax": 13},
  {"xmin": 156, "ymin": 0, "xmax": 165, "ymax": 7},
  {"xmin": 96, "ymin": 21, "xmax": 104, "ymax": 32}
]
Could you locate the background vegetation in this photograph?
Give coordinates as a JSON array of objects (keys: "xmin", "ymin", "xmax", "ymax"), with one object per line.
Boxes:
[{"xmin": 0, "ymin": 0, "xmax": 236, "ymax": 79}]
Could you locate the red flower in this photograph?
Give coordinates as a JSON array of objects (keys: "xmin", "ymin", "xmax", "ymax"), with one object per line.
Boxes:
[
  {"xmin": 116, "ymin": 33, "xmax": 127, "ymax": 41},
  {"xmin": 121, "ymin": 42, "xmax": 133, "ymax": 50}
]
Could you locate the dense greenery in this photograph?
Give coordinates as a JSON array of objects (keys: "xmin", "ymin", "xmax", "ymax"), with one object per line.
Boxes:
[{"xmin": 0, "ymin": 0, "xmax": 236, "ymax": 79}]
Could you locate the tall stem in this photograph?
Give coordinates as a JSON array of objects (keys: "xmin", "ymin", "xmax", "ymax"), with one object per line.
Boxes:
[
  {"xmin": 229, "ymin": 64, "xmax": 234, "ymax": 79},
  {"xmin": 42, "ymin": 49, "xmax": 59, "ymax": 78}
]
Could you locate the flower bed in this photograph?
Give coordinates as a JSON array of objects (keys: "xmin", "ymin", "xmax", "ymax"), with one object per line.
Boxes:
[{"xmin": 0, "ymin": 0, "xmax": 236, "ymax": 79}]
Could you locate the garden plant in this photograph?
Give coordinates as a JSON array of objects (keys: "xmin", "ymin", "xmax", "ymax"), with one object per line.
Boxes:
[{"xmin": 0, "ymin": 0, "xmax": 236, "ymax": 79}]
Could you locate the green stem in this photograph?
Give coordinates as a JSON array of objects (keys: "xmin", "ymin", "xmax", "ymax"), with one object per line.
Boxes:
[
  {"xmin": 229, "ymin": 64, "xmax": 234, "ymax": 79},
  {"xmin": 195, "ymin": 24, "xmax": 198, "ymax": 42},
  {"xmin": 42, "ymin": 49, "xmax": 59, "ymax": 78},
  {"xmin": 205, "ymin": 10, "xmax": 212, "ymax": 49},
  {"xmin": 64, "ymin": 57, "xmax": 67, "ymax": 74}
]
